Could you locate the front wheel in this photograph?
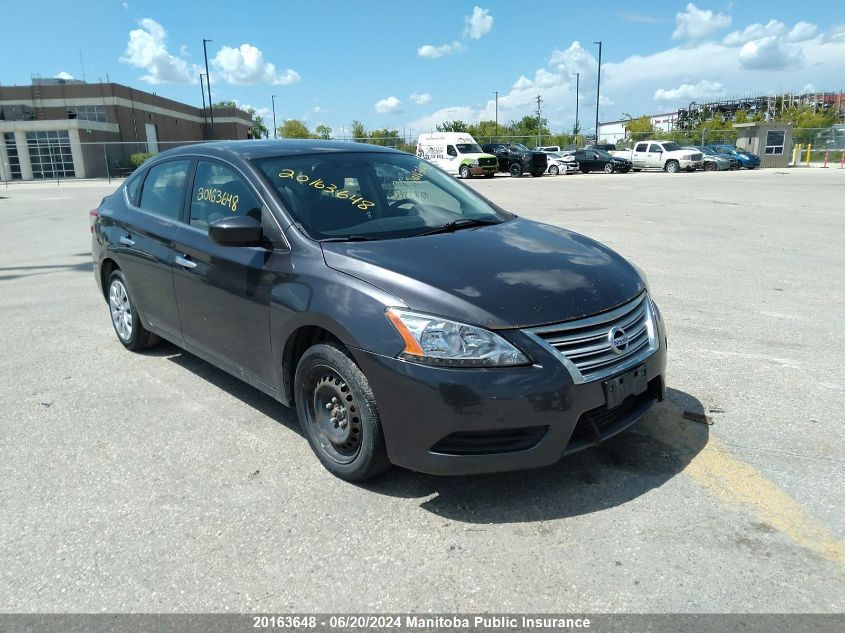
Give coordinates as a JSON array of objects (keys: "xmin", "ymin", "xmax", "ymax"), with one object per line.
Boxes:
[
  {"xmin": 604, "ymin": 162, "xmax": 615, "ymax": 174},
  {"xmin": 294, "ymin": 343, "xmax": 391, "ymax": 481},
  {"xmin": 665, "ymin": 160, "xmax": 680, "ymax": 174},
  {"xmin": 549, "ymin": 165, "xmax": 559, "ymax": 175},
  {"xmin": 459, "ymin": 164, "xmax": 471, "ymax": 179},
  {"xmin": 509, "ymin": 163, "xmax": 523, "ymax": 177},
  {"xmin": 106, "ymin": 270, "xmax": 159, "ymax": 351},
  {"xmin": 704, "ymin": 161, "xmax": 716, "ymax": 172}
]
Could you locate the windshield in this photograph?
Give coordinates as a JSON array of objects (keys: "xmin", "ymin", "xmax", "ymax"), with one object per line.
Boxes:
[
  {"xmin": 661, "ymin": 142, "xmax": 682, "ymax": 151},
  {"xmin": 455, "ymin": 143, "xmax": 483, "ymax": 154},
  {"xmin": 256, "ymin": 152, "xmax": 511, "ymax": 241},
  {"xmin": 509, "ymin": 143, "xmax": 530, "ymax": 152}
]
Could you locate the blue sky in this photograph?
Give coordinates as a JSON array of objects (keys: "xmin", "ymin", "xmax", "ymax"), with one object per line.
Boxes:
[{"xmin": 2, "ymin": 1, "xmax": 843, "ymax": 135}]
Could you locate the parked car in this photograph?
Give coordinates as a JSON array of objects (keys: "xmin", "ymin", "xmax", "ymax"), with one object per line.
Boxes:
[
  {"xmin": 534, "ymin": 145, "xmax": 561, "ymax": 152},
  {"xmin": 481, "ymin": 142, "xmax": 548, "ymax": 177},
  {"xmin": 417, "ymin": 132, "xmax": 498, "ymax": 178},
  {"xmin": 573, "ymin": 148, "xmax": 630, "ymax": 173},
  {"xmin": 616, "ymin": 141, "xmax": 703, "ymax": 173},
  {"xmin": 705, "ymin": 144, "xmax": 761, "ymax": 169},
  {"xmin": 92, "ymin": 140, "xmax": 666, "ymax": 481},
  {"xmin": 683, "ymin": 146, "xmax": 735, "ymax": 171},
  {"xmin": 545, "ymin": 151, "xmax": 579, "ymax": 175}
]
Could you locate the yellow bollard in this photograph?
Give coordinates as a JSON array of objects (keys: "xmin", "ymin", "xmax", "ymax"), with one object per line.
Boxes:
[
  {"xmin": 792, "ymin": 144, "xmax": 801, "ymax": 166},
  {"xmin": 805, "ymin": 144, "xmax": 812, "ymax": 166}
]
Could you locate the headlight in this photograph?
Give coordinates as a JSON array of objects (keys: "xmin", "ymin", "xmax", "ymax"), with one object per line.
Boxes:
[{"xmin": 385, "ymin": 308, "xmax": 529, "ymax": 367}]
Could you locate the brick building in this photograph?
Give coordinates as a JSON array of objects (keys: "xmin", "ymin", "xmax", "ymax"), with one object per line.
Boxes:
[{"xmin": 0, "ymin": 78, "xmax": 252, "ymax": 180}]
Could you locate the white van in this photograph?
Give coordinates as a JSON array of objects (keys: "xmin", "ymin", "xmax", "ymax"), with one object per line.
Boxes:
[{"xmin": 416, "ymin": 132, "xmax": 498, "ymax": 178}]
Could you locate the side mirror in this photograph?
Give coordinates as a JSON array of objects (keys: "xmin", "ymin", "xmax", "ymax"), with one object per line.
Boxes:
[{"xmin": 209, "ymin": 214, "xmax": 263, "ymax": 247}]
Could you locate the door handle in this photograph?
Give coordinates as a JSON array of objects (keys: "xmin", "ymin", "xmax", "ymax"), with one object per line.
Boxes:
[
  {"xmin": 175, "ymin": 254, "xmax": 197, "ymax": 269},
  {"xmin": 119, "ymin": 235, "xmax": 135, "ymax": 246}
]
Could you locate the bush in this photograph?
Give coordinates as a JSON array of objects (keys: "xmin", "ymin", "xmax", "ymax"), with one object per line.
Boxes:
[{"xmin": 129, "ymin": 152, "xmax": 154, "ymax": 168}]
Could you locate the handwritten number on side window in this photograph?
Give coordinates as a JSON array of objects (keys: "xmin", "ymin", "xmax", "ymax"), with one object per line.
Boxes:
[{"xmin": 196, "ymin": 187, "xmax": 238, "ymax": 213}]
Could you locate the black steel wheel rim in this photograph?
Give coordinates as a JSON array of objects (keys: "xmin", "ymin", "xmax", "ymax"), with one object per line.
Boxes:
[{"xmin": 306, "ymin": 365, "xmax": 363, "ymax": 464}]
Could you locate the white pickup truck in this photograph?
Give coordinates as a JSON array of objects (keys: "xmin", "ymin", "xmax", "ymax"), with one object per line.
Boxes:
[{"xmin": 611, "ymin": 141, "xmax": 703, "ymax": 173}]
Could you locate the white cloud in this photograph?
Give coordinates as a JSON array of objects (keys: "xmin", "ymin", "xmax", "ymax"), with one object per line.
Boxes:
[
  {"xmin": 417, "ymin": 41, "xmax": 466, "ymax": 58},
  {"xmin": 654, "ymin": 79, "xmax": 725, "ymax": 101},
  {"xmin": 738, "ymin": 36, "xmax": 803, "ymax": 70},
  {"xmin": 463, "ymin": 6, "xmax": 493, "ymax": 39},
  {"xmin": 723, "ymin": 19, "xmax": 786, "ymax": 46},
  {"xmin": 212, "ymin": 44, "xmax": 300, "ymax": 85},
  {"xmin": 374, "ymin": 96, "xmax": 403, "ymax": 114},
  {"xmin": 787, "ymin": 21, "xmax": 818, "ymax": 42},
  {"xmin": 672, "ymin": 3, "xmax": 732, "ymax": 40},
  {"xmin": 55, "ymin": 71, "xmax": 75, "ymax": 80},
  {"xmin": 120, "ymin": 18, "xmax": 200, "ymax": 84},
  {"xmin": 410, "ymin": 92, "xmax": 432, "ymax": 105}
]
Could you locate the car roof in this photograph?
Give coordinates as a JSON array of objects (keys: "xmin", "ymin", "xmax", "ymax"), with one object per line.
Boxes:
[{"xmin": 150, "ymin": 139, "xmax": 403, "ymax": 161}]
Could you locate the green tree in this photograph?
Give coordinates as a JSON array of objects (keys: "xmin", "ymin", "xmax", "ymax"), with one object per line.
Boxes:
[
  {"xmin": 624, "ymin": 115, "xmax": 655, "ymax": 142},
  {"xmin": 278, "ymin": 119, "xmax": 313, "ymax": 139},
  {"xmin": 213, "ymin": 101, "xmax": 268, "ymax": 139},
  {"xmin": 314, "ymin": 124, "xmax": 332, "ymax": 140},
  {"xmin": 508, "ymin": 115, "xmax": 551, "ymax": 141},
  {"xmin": 435, "ymin": 120, "xmax": 469, "ymax": 132},
  {"xmin": 350, "ymin": 120, "xmax": 367, "ymax": 141},
  {"xmin": 368, "ymin": 128, "xmax": 400, "ymax": 147},
  {"xmin": 467, "ymin": 119, "xmax": 502, "ymax": 142}
]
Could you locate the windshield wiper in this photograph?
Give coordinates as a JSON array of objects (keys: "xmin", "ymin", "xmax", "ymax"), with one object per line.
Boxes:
[
  {"xmin": 414, "ymin": 217, "xmax": 500, "ymax": 237},
  {"xmin": 320, "ymin": 235, "xmax": 380, "ymax": 242}
]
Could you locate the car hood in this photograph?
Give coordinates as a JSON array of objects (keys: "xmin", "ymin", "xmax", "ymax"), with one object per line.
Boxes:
[{"xmin": 321, "ymin": 218, "xmax": 645, "ymax": 329}]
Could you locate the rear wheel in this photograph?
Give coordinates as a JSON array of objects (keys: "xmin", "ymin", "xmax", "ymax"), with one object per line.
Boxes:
[
  {"xmin": 604, "ymin": 162, "xmax": 615, "ymax": 174},
  {"xmin": 665, "ymin": 160, "xmax": 680, "ymax": 174},
  {"xmin": 459, "ymin": 164, "xmax": 471, "ymax": 179},
  {"xmin": 549, "ymin": 165, "xmax": 559, "ymax": 175},
  {"xmin": 294, "ymin": 343, "xmax": 390, "ymax": 481},
  {"xmin": 106, "ymin": 270, "xmax": 159, "ymax": 351},
  {"xmin": 509, "ymin": 163, "xmax": 523, "ymax": 177}
]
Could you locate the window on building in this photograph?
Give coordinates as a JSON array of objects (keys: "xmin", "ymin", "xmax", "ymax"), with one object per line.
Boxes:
[
  {"xmin": 26, "ymin": 131, "xmax": 75, "ymax": 179},
  {"xmin": 66, "ymin": 105, "xmax": 107, "ymax": 123},
  {"xmin": 138, "ymin": 160, "xmax": 190, "ymax": 221},
  {"xmin": 4, "ymin": 133, "xmax": 22, "ymax": 179},
  {"xmin": 190, "ymin": 161, "xmax": 261, "ymax": 229},
  {"xmin": 765, "ymin": 130, "xmax": 785, "ymax": 155}
]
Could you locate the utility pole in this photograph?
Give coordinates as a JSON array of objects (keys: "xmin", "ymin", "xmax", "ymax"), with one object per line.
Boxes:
[
  {"xmin": 494, "ymin": 90, "xmax": 498, "ymax": 138},
  {"xmin": 535, "ymin": 95, "xmax": 543, "ymax": 148},
  {"xmin": 573, "ymin": 72, "xmax": 580, "ymax": 135},
  {"xmin": 199, "ymin": 73, "xmax": 208, "ymax": 140},
  {"xmin": 271, "ymin": 95, "xmax": 277, "ymax": 138},
  {"xmin": 202, "ymin": 38, "xmax": 214, "ymax": 139},
  {"xmin": 593, "ymin": 41, "xmax": 602, "ymax": 144}
]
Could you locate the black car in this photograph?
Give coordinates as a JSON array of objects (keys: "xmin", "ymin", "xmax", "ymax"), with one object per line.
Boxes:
[
  {"xmin": 574, "ymin": 149, "xmax": 631, "ymax": 173},
  {"xmin": 480, "ymin": 142, "xmax": 548, "ymax": 177},
  {"xmin": 92, "ymin": 141, "xmax": 666, "ymax": 481}
]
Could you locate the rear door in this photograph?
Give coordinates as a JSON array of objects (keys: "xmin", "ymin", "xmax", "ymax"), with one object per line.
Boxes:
[
  {"xmin": 632, "ymin": 142, "xmax": 649, "ymax": 168},
  {"xmin": 172, "ymin": 158, "xmax": 281, "ymax": 385},
  {"xmin": 112, "ymin": 158, "xmax": 190, "ymax": 340}
]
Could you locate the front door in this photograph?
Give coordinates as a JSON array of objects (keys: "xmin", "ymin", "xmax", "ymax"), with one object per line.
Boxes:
[
  {"xmin": 646, "ymin": 143, "xmax": 664, "ymax": 168},
  {"xmin": 172, "ymin": 159, "xmax": 279, "ymax": 385},
  {"xmin": 115, "ymin": 158, "xmax": 191, "ymax": 340}
]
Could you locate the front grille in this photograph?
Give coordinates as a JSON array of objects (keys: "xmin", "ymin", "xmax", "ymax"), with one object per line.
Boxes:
[
  {"xmin": 523, "ymin": 293, "xmax": 658, "ymax": 383},
  {"xmin": 691, "ymin": 152, "xmax": 703, "ymax": 161},
  {"xmin": 431, "ymin": 426, "xmax": 548, "ymax": 456},
  {"xmin": 478, "ymin": 156, "xmax": 497, "ymax": 167}
]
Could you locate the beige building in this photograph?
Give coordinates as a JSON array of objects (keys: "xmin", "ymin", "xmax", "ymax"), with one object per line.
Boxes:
[
  {"xmin": 0, "ymin": 79, "xmax": 252, "ymax": 180},
  {"xmin": 733, "ymin": 122, "xmax": 794, "ymax": 169}
]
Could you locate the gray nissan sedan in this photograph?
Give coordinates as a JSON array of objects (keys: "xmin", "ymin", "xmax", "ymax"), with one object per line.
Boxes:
[{"xmin": 92, "ymin": 140, "xmax": 667, "ymax": 481}]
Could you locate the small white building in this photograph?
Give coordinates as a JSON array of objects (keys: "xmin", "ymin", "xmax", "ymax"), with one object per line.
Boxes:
[{"xmin": 598, "ymin": 112, "xmax": 679, "ymax": 144}]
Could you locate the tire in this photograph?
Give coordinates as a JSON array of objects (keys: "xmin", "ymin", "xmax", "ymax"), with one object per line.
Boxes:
[
  {"xmin": 294, "ymin": 342, "xmax": 391, "ymax": 481},
  {"xmin": 106, "ymin": 270, "xmax": 160, "ymax": 351},
  {"xmin": 579, "ymin": 166, "xmax": 590, "ymax": 174},
  {"xmin": 632, "ymin": 168, "xmax": 642, "ymax": 172},
  {"xmin": 459, "ymin": 164, "xmax": 471, "ymax": 179},
  {"xmin": 549, "ymin": 165, "xmax": 559, "ymax": 175},
  {"xmin": 665, "ymin": 160, "xmax": 680, "ymax": 174},
  {"xmin": 704, "ymin": 161, "xmax": 716, "ymax": 172},
  {"xmin": 509, "ymin": 163, "xmax": 523, "ymax": 177},
  {"xmin": 603, "ymin": 162, "xmax": 615, "ymax": 174}
]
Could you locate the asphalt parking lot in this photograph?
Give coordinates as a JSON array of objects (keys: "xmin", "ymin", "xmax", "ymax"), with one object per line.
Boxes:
[{"xmin": 1, "ymin": 167, "xmax": 843, "ymax": 613}]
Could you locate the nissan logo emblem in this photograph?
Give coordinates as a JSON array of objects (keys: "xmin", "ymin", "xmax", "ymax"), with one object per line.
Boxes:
[{"xmin": 608, "ymin": 326, "xmax": 629, "ymax": 355}]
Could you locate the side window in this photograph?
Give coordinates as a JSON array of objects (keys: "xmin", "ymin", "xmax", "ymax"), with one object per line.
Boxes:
[
  {"xmin": 190, "ymin": 161, "xmax": 261, "ymax": 229},
  {"xmin": 446, "ymin": 145, "xmax": 457, "ymax": 157},
  {"xmin": 125, "ymin": 171, "xmax": 143, "ymax": 205},
  {"xmin": 138, "ymin": 160, "xmax": 190, "ymax": 220},
  {"xmin": 634, "ymin": 143, "xmax": 648, "ymax": 152},
  {"xmin": 648, "ymin": 143, "xmax": 663, "ymax": 153}
]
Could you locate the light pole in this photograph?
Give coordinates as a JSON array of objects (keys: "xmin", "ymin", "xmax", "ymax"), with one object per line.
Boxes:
[
  {"xmin": 593, "ymin": 41, "xmax": 602, "ymax": 144},
  {"xmin": 494, "ymin": 90, "xmax": 498, "ymax": 138},
  {"xmin": 202, "ymin": 38, "xmax": 214, "ymax": 139},
  {"xmin": 572, "ymin": 72, "xmax": 580, "ymax": 136},
  {"xmin": 199, "ymin": 73, "xmax": 208, "ymax": 139},
  {"xmin": 535, "ymin": 94, "xmax": 542, "ymax": 148},
  {"xmin": 271, "ymin": 95, "xmax": 277, "ymax": 138}
]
